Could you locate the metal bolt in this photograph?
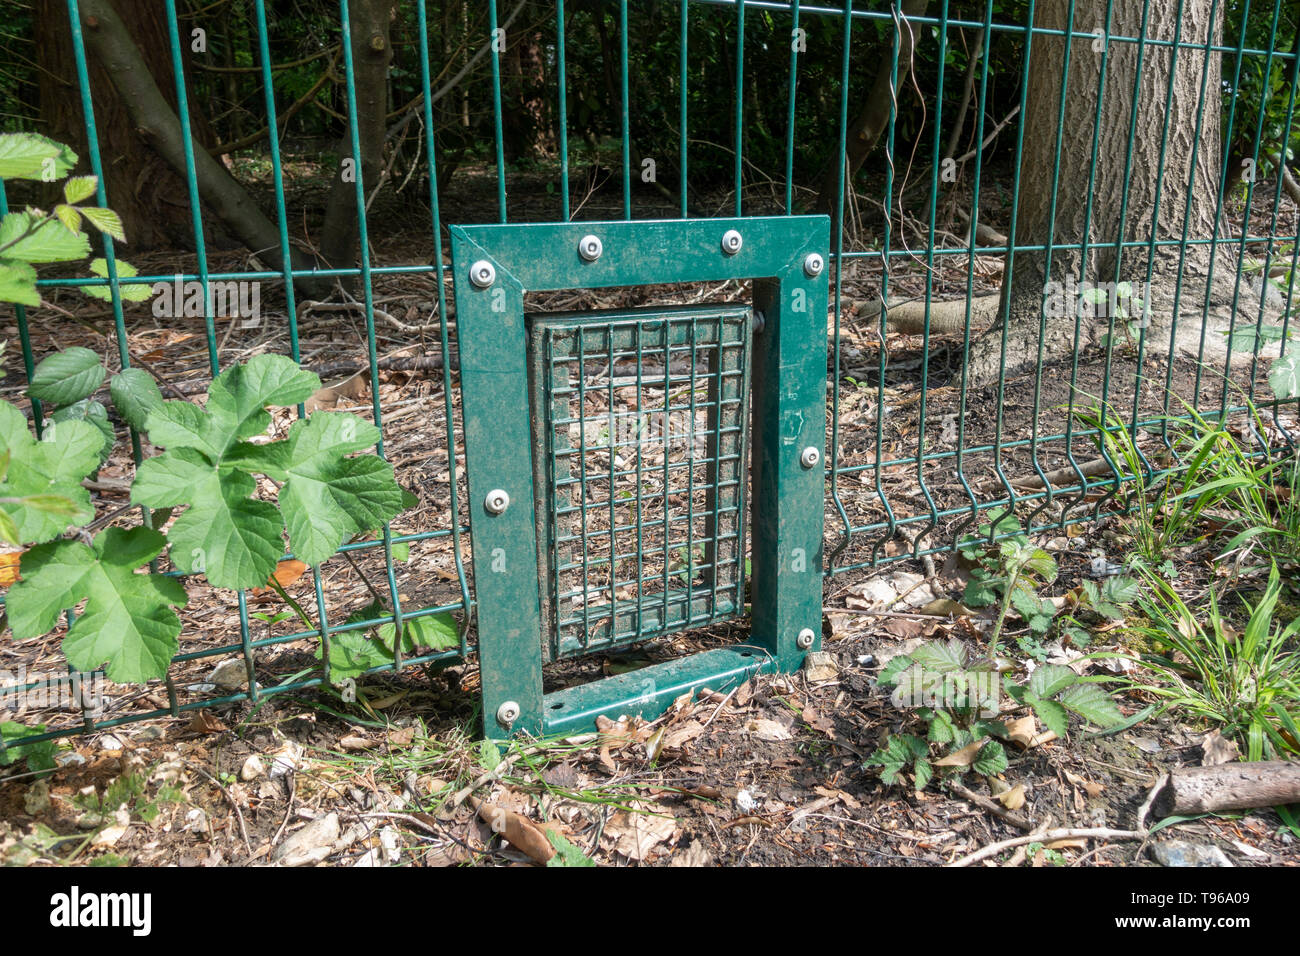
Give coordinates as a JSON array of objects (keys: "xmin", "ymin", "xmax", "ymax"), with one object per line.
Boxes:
[
  {"xmin": 721, "ymin": 229, "xmax": 743, "ymax": 255},
  {"xmin": 803, "ymin": 252, "xmax": 825, "ymax": 278},
  {"xmin": 484, "ymin": 488, "xmax": 510, "ymax": 514},
  {"xmin": 796, "ymin": 628, "xmax": 816, "ymax": 650},
  {"xmin": 800, "ymin": 446, "xmax": 821, "ymax": 469},
  {"xmin": 496, "ymin": 700, "xmax": 520, "ymax": 727},
  {"xmin": 752, "ymin": 311, "xmax": 766, "ymax": 334},
  {"xmin": 578, "ymin": 234, "xmax": 603, "ymax": 262},
  {"xmin": 469, "ymin": 260, "xmax": 496, "ymax": 288}
]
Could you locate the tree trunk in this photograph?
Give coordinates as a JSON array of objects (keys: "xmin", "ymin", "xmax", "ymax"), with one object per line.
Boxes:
[
  {"xmin": 969, "ymin": 0, "xmax": 1224, "ymax": 383},
  {"xmin": 320, "ymin": 0, "xmax": 393, "ymax": 273},
  {"xmin": 33, "ymin": 0, "xmax": 213, "ymax": 248}
]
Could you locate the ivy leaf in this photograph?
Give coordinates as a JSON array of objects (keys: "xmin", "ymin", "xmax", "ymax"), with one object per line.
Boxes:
[
  {"xmin": 0, "ymin": 400, "xmax": 97, "ymax": 545},
  {"xmin": 28, "ymin": 346, "xmax": 104, "ymax": 406},
  {"xmin": 1028, "ymin": 663, "xmax": 1078, "ymax": 700},
  {"xmin": 0, "ymin": 133, "xmax": 77, "ymax": 180},
  {"xmin": 109, "ymin": 368, "xmax": 164, "ymax": 431},
  {"xmin": 132, "ymin": 450, "xmax": 283, "ymax": 590},
  {"xmin": 0, "ymin": 210, "xmax": 91, "ymax": 262},
  {"xmin": 1059, "ymin": 683, "xmax": 1125, "ymax": 729},
  {"xmin": 1270, "ymin": 354, "xmax": 1300, "ymax": 400},
  {"xmin": 6, "ymin": 527, "xmax": 187, "ymax": 683},
  {"xmin": 0, "ymin": 258, "xmax": 39, "ymax": 307}
]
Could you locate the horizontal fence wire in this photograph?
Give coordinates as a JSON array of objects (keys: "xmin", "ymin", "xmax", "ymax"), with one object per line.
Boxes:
[{"xmin": 0, "ymin": 0, "xmax": 1297, "ymax": 749}]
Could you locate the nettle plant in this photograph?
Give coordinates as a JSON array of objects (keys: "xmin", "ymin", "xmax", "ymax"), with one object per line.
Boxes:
[{"xmin": 2, "ymin": 349, "xmax": 422, "ymax": 684}]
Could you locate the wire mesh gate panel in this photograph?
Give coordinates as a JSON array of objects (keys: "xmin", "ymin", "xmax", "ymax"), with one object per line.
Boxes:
[
  {"xmin": 531, "ymin": 306, "xmax": 751, "ymax": 660},
  {"xmin": 452, "ymin": 216, "xmax": 828, "ymax": 738}
]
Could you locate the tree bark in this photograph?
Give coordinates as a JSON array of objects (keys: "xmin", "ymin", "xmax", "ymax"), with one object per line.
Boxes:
[
  {"xmin": 816, "ymin": 0, "xmax": 930, "ymax": 234},
  {"xmin": 33, "ymin": 0, "xmax": 212, "ymax": 248},
  {"xmin": 69, "ymin": 0, "xmax": 330, "ymax": 297},
  {"xmin": 319, "ymin": 0, "xmax": 393, "ymax": 273},
  {"xmin": 969, "ymin": 0, "xmax": 1224, "ymax": 383}
]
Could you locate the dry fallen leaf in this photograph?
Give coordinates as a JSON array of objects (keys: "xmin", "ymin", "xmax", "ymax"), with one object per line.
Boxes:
[
  {"xmin": 1004, "ymin": 715, "xmax": 1057, "ymax": 750},
  {"xmin": 1200, "ymin": 729, "xmax": 1240, "ymax": 767},
  {"xmin": 996, "ymin": 784, "xmax": 1027, "ymax": 810},
  {"xmin": 743, "ymin": 718, "xmax": 793, "ymax": 742},
  {"xmin": 251, "ymin": 559, "xmax": 309, "ymax": 595},
  {"xmin": 605, "ymin": 803, "xmax": 678, "ymax": 861},
  {"xmin": 933, "ymin": 740, "xmax": 984, "ymax": 768},
  {"xmin": 187, "ymin": 710, "xmax": 227, "ymax": 735},
  {"xmin": 473, "ymin": 797, "xmax": 555, "ymax": 864},
  {"xmin": 0, "ymin": 551, "xmax": 22, "ymax": 587}
]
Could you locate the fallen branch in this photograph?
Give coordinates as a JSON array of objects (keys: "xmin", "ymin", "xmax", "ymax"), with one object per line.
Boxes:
[
  {"xmin": 1153, "ymin": 761, "xmax": 1300, "ymax": 817},
  {"xmin": 946, "ymin": 825, "xmax": 1146, "ymax": 867}
]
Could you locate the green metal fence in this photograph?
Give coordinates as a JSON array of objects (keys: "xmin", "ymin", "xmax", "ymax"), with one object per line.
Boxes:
[{"xmin": 1, "ymin": 0, "xmax": 1297, "ymax": 749}]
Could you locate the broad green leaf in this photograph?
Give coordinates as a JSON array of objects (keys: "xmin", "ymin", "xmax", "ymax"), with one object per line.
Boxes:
[
  {"xmin": 0, "ymin": 210, "xmax": 91, "ymax": 262},
  {"xmin": 377, "ymin": 611, "xmax": 458, "ymax": 652},
  {"xmin": 1032, "ymin": 698, "xmax": 1070, "ymax": 738},
  {"xmin": 1270, "ymin": 354, "xmax": 1300, "ymax": 400},
  {"xmin": 132, "ymin": 450, "xmax": 283, "ymax": 590},
  {"xmin": 84, "ymin": 258, "xmax": 152, "ymax": 303},
  {"xmin": 28, "ymin": 347, "xmax": 104, "ymax": 406},
  {"xmin": 52, "ymin": 398, "xmax": 113, "ymax": 463},
  {"xmin": 0, "ymin": 400, "xmax": 97, "ymax": 545},
  {"xmin": 390, "ymin": 541, "xmax": 411, "ymax": 562},
  {"xmin": 910, "ymin": 638, "xmax": 968, "ymax": 674},
  {"xmin": 546, "ymin": 830, "xmax": 595, "ymax": 867},
  {"xmin": 0, "ymin": 133, "xmax": 77, "ymax": 180},
  {"xmin": 876, "ymin": 653, "xmax": 913, "ymax": 688},
  {"xmin": 0, "ymin": 508, "xmax": 19, "ymax": 546},
  {"xmin": 1028, "ymin": 664, "xmax": 1078, "ymax": 700},
  {"xmin": 0, "ymin": 722, "xmax": 56, "ymax": 773},
  {"xmin": 0, "ymin": 258, "xmax": 39, "ymax": 306},
  {"xmin": 6, "ymin": 527, "xmax": 186, "ymax": 683},
  {"xmin": 270, "ymin": 412, "xmax": 402, "ymax": 566},
  {"xmin": 20, "ymin": 494, "xmax": 81, "ymax": 516},
  {"xmin": 109, "ymin": 368, "xmax": 164, "ymax": 431},
  {"xmin": 321, "ymin": 628, "xmax": 394, "ymax": 681},
  {"xmin": 1102, "ymin": 576, "xmax": 1141, "ymax": 605},
  {"xmin": 1059, "ymin": 683, "xmax": 1124, "ymax": 728},
  {"xmin": 63, "ymin": 175, "xmax": 97, "ymax": 204},
  {"xmin": 79, "ymin": 206, "xmax": 125, "ymax": 243},
  {"xmin": 913, "ymin": 757, "xmax": 933, "ymax": 791},
  {"xmin": 971, "ymin": 739, "xmax": 1008, "ymax": 776}
]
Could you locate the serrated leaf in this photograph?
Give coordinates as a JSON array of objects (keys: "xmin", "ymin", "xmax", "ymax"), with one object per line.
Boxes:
[
  {"xmin": 110, "ymin": 368, "xmax": 164, "ymax": 431},
  {"xmin": 0, "ymin": 722, "xmax": 56, "ymax": 773},
  {"xmin": 377, "ymin": 611, "xmax": 458, "ymax": 653},
  {"xmin": 53, "ymin": 204, "xmax": 81, "ymax": 235},
  {"xmin": 0, "ymin": 258, "xmax": 39, "ymax": 306},
  {"xmin": 1032, "ymin": 698, "xmax": 1069, "ymax": 738},
  {"xmin": 84, "ymin": 258, "xmax": 152, "ymax": 302},
  {"xmin": 63, "ymin": 175, "xmax": 97, "ymax": 204},
  {"xmin": 6, "ymin": 527, "xmax": 186, "ymax": 683},
  {"xmin": 913, "ymin": 757, "xmax": 933, "ymax": 791},
  {"xmin": 132, "ymin": 450, "xmax": 283, "ymax": 590},
  {"xmin": 0, "ymin": 210, "xmax": 91, "ymax": 262},
  {"xmin": 28, "ymin": 347, "xmax": 104, "ymax": 405},
  {"xmin": 1028, "ymin": 663, "xmax": 1078, "ymax": 700},
  {"xmin": 910, "ymin": 638, "xmax": 968, "ymax": 674},
  {"xmin": 79, "ymin": 206, "xmax": 125, "ymax": 243},
  {"xmin": 1058, "ymin": 683, "xmax": 1124, "ymax": 728},
  {"xmin": 52, "ymin": 398, "xmax": 113, "ymax": 463},
  {"xmin": 876, "ymin": 653, "xmax": 914, "ymax": 688},
  {"xmin": 971, "ymin": 739, "xmax": 1008, "ymax": 776},
  {"xmin": 546, "ymin": 830, "xmax": 594, "ymax": 867},
  {"xmin": 1102, "ymin": 576, "xmax": 1140, "ymax": 605},
  {"xmin": 0, "ymin": 133, "xmax": 77, "ymax": 180},
  {"xmin": 0, "ymin": 401, "xmax": 97, "ymax": 545},
  {"xmin": 1270, "ymin": 354, "xmax": 1300, "ymax": 400}
]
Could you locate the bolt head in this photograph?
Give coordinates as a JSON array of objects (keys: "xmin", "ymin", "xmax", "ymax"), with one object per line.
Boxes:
[
  {"xmin": 803, "ymin": 252, "xmax": 825, "ymax": 278},
  {"xmin": 578, "ymin": 234, "xmax": 603, "ymax": 261},
  {"xmin": 800, "ymin": 446, "xmax": 821, "ymax": 469},
  {"xmin": 721, "ymin": 229, "xmax": 743, "ymax": 255},
  {"xmin": 752, "ymin": 310, "xmax": 766, "ymax": 334},
  {"xmin": 796, "ymin": 628, "xmax": 816, "ymax": 650},
  {"xmin": 484, "ymin": 489, "xmax": 510, "ymax": 514},
  {"xmin": 496, "ymin": 701, "xmax": 520, "ymax": 726},
  {"xmin": 470, "ymin": 260, "xmax": 496, "ymax": 288}
]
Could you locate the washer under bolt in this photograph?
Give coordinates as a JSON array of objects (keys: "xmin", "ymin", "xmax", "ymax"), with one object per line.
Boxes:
[
  {"xmin": 469, "ymin": 260, "xmax": 496, "ymax": 288},
  {"xmin": 484, "ymin": 489, "xmax": 510, "ymax": 514},
  {"xmin": 578, "ymin": 234, "xmax": 603, "ymax": 262},
  {"xmin": 803, "ymin": 252, "xmax": 825, "ymax": 278},
  {"xmin": 800, "ymin": 446, "xmax": 821, "ymax": 469},
  {"xmin": 796, "ymin": 628, "xmax": 816, "ymax": 650},
  {"xmin": 721, "ymin": 229, "xmax": 743, "ymax": 255},
  {"xmin": 496, "ymin": 701, "xmax": 520, "ymax": 727}
]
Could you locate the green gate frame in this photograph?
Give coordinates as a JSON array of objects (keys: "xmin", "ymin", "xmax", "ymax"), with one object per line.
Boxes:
[{"xmin": 450, "ymin": 216, "xmax": 829, "ymax": 738}]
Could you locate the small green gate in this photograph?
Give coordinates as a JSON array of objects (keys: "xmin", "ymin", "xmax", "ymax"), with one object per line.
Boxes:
[{"xmin": 451, "ymin": 216, "xmax": 829, "ymax": 738}]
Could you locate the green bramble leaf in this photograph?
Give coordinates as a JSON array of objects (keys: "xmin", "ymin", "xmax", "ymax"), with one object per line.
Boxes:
[
  {"xmin": 0, "ymin": 210, "xmax": 91, "ymax": 262},
  {"xmin": 53, "ymin": 204, "xmax": 81, "ymax": 235},
  {"xmin": 51, "ymin": 398, "xmax": 114, "ymax": 463},
  {"xmin": 0, "ymin": 722, "xmax": 57, "ymax": 774},
  {"xmin": 84, "ymin": 258, "xmax": 152, "ymax": 303},
  {"xmin": 6, "ymin": 527, "xmax": 187, "ymax": 683},
  {"xmin": 1028, "ymin": 663, "xmax": 1078, "ymax": 701},
  {"xmin": 546, "ymin": 830, "xmax": 595, "ymax": 867},
  {"xmin": 0, "ymin": 133, "xmax": 77, "ymax": 180},
  {"xmin": 63, "ymin": 175, "xmax": 97, "ymax": 204},
  {"xmin": 971, "ymin": 739, "xmax": 1008, "ymax": 776},
  {"xmin": 1059, "ymin": 683, "xmax": 1124, "ymax": 729},
  {"xmin": 1031, "ymin": 697, "xmax": 1070, "ymax": 738},
  {"xmin": 78, "ymin": 206, "xmax": 126, "ymax": 243},
  {"xmin": 109, "ymin": 368, "xmax": 164, "ymax": 432},
  {"xmin": 1269, "ymin": 354, "xmax": 1300, "ymax": 400},
  {"xmin": 28, "ymin": 346, "xmax": 104, "ymax": 406},
  {"xmin": 0, "ymin": 400, "xmax": 97, "ymax": 545},
  {"xmin": 0, "ymin": 258, "xmax": 39, "ymax": 307}
]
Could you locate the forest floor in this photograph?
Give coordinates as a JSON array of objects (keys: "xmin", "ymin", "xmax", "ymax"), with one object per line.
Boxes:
[{"xmin": 1, "ymin": 160, "xmax": 1298, "ymax": 866}]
